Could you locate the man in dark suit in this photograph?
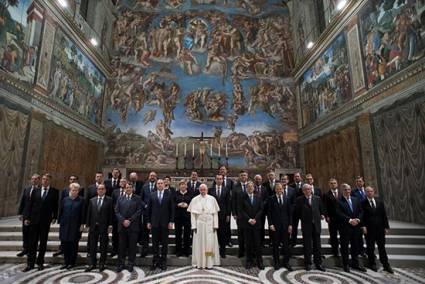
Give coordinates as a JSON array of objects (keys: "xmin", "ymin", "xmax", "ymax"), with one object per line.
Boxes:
[
  {"xmin": 238, "ymin": 181, "xmax": 264, "ymax": 269},
  {"xmin": 305, "ymin": 174, "xmax": 322, "ymax": 198},
  {"xmin": 23, "ymin": 173, "xmax": 59, "ymax": 272},
  {"xmin": 361, "ymin": 186, "xmax": 393, "ymax": 273},
  {"xmin": 85, "ymin": 172, "xmax": 104, "ymax": 202},
  {"xmin": 212, "ymin": 165, "xmax": 234, "ymax": 247},
  {"xmin": 351, "ymin": 176, "xmax": 367, "ymax": 256},
  {"xmin": 263, "ymin": 170, "xmax": 277, "ymax": 196},
  {"xmin": 209, "ymin": 174, "xmax": 231, "ymax": 258},
  {"xmin": 164, "ymin": 175, "xmax": 176, "ymax": 196},
  {"xmin": 281, "ymin": 175, "xmax": 297, "ymax": 208},
  {"xmin": 129, "ymin": 172, "xmax": 144, "ymax": 196},
  {"xmin": 147, "ymin": 179, "xmax": 175, "ymax": 270},
  {"xmin": 17, "ymin": 174, "xmax": 40, "ymax": 257},
  {"xmin": 337, "ymin": 183, "xmax": 366, "ymax": 273},
  {"xmin": 115, "ymin": 183, "xmax": 143, "ymax": 273},
  {"xmin": 295, "ymin": 183, "xmax": 326, "ymax": 271},
  {"xmin": 290, "ymin": 172, "xmax": 303, "ymax": 246},
  {"xmin": 323, "ymin": 177, "xmax": 340, "ymax": 257},
  {"xmin": 187, "ymin": 171, "xmax": 201, "ymax": 195},
  {"xmin": 61, "ymin": 175, "xmax": 85, "ymax": 200},
  {"xmin": 254, "ymin": 174, "xmax": 268, "ymax": 247},
  {"xmin": 232, "ymin": 170, "xmax": 249, "ymax": 258},
  {"xmin": 174, "ymin": 179, "xmax": 193, "ymax": 257},
  {"xmin": 140, "ymin": 171, "xmax": 157, "ymax": 257},
  {"xmin": 85, "ymin": 184, "xmax": 113, "ymax": 272},
  {"xmin": 111, "ymin": 178, "xmax": 128, "ymax": 257},
  {"xmin": 268, "ymin": 183, "xmax": 293, "ymax": 271},
  {"xmin": 104, "ymin": 168, "xmax": 121, "ymax": 196}
]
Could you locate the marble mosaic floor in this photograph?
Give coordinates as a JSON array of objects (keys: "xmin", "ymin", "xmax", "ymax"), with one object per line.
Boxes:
[{"xmin": 0, "ymin": 264, "xmax": 424, "ymax": 284}]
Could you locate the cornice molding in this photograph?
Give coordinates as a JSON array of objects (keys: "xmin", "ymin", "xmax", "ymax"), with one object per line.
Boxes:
[
  {"xmin": 39, "ymin": 0, "xmax": 114, "ymax": 78},
  {"xmin": 292, "ymin": 0, "xmax": 366, "ymax": 80},
  {"xmin": 298, "ymin": 58, "xmax": 425, "ymax": 144},
  {"xmin": 0, "ymin": 72, "xmax": 105, "ymax": 144}
]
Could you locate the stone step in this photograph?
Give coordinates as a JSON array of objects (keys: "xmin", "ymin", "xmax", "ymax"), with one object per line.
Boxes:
[
  {"xmin": 1, "ymin": 251, "xmax": 425, "ymax": 268},
  {"xmin": 3, "ymin": 225, "xmax": 424, "ymax": 235},
  {"xmin": 1, "ymin": 232, "xmax": 424, "ymax": 245},
  {"xmin": 2, "ymin": 241, "xmax": 425, "ymax": 256}
]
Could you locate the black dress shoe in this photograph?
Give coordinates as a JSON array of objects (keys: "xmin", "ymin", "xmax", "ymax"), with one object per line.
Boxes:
[
  {"xmin": 109, "ymin": 252, "xmax": 117, "ymax": 258},
  {"xmin": 17, "ymin": 250, "xmax": 27, "ymax": 257},
  {"xmin": 116, "ymin": 266, "xmax": 124, "ymax": 273},
  {"xmin": 274, "ymin": 264, "xmax": 280, "ymax": 270},
  {"xmin": 369, "ymin": 264, "xmax": 378, "ymax": 272},
  {"xmin": 140, "ymin": 249, "xmax": 148, "ymax": 257},
  {"xmin": 53, "ymin": 251, "xmax": 63, "ymax": 257},
  {"xmin": 284, "ymin": 264, "xmax": 293, "ymax": 271},
  {"xmin": 315, "ymin": 264, "xmax": 326, "ymax": 272},
  {"xmin": 38, "ymin": 264, "xmax": 45, "ymax": 271},
  {"xmin": 353, "ymin": 265, "xmax": 367, "ymax": 272},
  {"xmin": 22, "ymin": 266, "xmax": 33, "ymax": 272},
  {"xmin": 228, "ymin": 242, "xmax": 233, "ymax": 247},
  {"xmin": 343, "ymin": 265, "xmax": 350, "ymax": 272},
  {"xmin": 85, "ymin": 265, "xmax": 96, "ymax": 272},
  {"xmin": 67, "ymin": 265, "xmax": 75, "ymax": 270},
  {"xmin": 60, "ymin": 265, "xmax": 68, "ymax": 270},
  {"xmin": 305, "ymin": 265, "xmax": 312, "ymax": 271},
  {"xmin": 127, "ymin": 265, "xmax": 134, "ymax": 272},
  {"xmin": 99, "ymin": 264, "xmax": 106, "ymax": 272},
  {"xmin": 383, "ymin": 265, "xmax": 394, "ymax": 274},
  {"xmin": 160, "ymin": 264, "xmax": 167, "ymax": 271},
  {"xmin": 258, "ymin": 263, "xmax": 265, "ymax": 270}
]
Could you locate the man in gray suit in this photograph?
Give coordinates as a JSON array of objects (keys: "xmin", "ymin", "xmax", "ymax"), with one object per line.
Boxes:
[
  {"xmin": 115, "ymin": 183, "xmax": 143, "ymax": 272},
  {"xmin": 295, "ymin": 184, "xmax": 326, "ymax": 271}
]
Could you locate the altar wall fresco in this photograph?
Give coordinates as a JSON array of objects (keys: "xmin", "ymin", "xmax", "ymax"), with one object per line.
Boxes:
[{"xmin": 105, "ymin": 0, "xmax": 298, "ymax": 171}]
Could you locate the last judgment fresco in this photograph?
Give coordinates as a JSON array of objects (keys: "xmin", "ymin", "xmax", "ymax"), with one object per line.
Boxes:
[{"xmin": 105, "ymin": 0, "xmax": 298, "ymax": 170}]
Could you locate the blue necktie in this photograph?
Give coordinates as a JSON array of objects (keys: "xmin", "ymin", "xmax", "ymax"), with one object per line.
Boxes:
[
  {"xmin": 159, "ymin": 192, "xmax": 163, "ymax": 204},
  {"xmin": 250, "ymin": 195, "xmax": 254, "ymax": 205},
  {"xmin": 348, "ymin": 198, "xmax": 353, "ymax": 212}
]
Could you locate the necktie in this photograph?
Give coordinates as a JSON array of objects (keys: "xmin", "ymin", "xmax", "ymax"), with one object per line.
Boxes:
[
  {"xmin": 97, "ymin": 198, "xmax": 102, "ymax": 210},
  {"xmin": 279, "ymin": 196, "xmax": 282, "ymax": 205},
  {"xmin": 348, "ymin": 198, "xmax": 353, "ymax": 212},
  {"xmin": 113, "ymin": 179, "xmax": 116, "ymax": 187},
  {"xmin": 217, "ymin": 186, "xmax": 221, "ymax": 198},
  {"xmin": 370, "ymin": 199, "xmax": 375, "ymax": 209},
  {"xmin": 159, "ymin": 192, "xmax": 163, "ymax": 204},
  {"xmin": 127, "ymin": 195, "xmax": 130, "ymax": 201},
  {"xmin": 308, "ymin": 197, "xmax": 312, "ymax": 206},
  {"xmin": 285, "ymin": 187, "xmax": 288, "ymax": 196},
  {"xmin": 334, "ymin": 190, "xmax": 338, "ymax": 199},
  {"xmin": 242, "ymin": 184, "xmax": 246, "ymax": 192},
  {"xmin": 120, "ymin": 190, "xmax": 124, "ymax": 196},
  {"xmin": 42, "ymin": 188, "xmax": 47, "ymax": 200},
  {"xmin": 192, "ymin": 181, "xmax": 195, "ymax": 189},
  {"xmin": 224, "ymin": 177, "xmax": 227, "ymax": 187},
  {"xmin": 250, "ymin": 194, "xmax": 254, "ymax": 205},
  {"xmin": 272, "ymin": 181, "xmax": 275, "ymax": 189},
  {"xmin": 361, "ymin": 190, "xmax": 365, "ymax": 199}
]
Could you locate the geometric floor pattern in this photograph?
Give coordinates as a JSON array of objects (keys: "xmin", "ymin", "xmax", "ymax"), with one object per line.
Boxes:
[{"xmin": 1, "ymin": 264, "xmax": 425, "ymax": 284}]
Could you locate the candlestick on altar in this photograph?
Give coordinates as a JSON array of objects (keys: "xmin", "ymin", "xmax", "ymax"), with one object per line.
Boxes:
[
  {"xmin": 225, "ymin": 143, "xmax": 228, "ymax": 158},
  {"xmin": 184, "ymin": 143, "xmax": 187, "ymax": 157},
  {"xmin": 210, "ymin": 143, "xmax": 213, "ymax": 156},
  {"xmin": 192, "ymin": 143, "xmax": 195, "ymax": 157},
  {"xmin": 218, "ymin": 144, "xmax": 221, "ymax": 157},
  {"xmin": 176, "ymin": 143, "xmax": 179, "ymax": 157}
]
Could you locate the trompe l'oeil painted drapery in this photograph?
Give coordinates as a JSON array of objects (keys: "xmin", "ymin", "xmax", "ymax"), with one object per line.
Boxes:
[
  {"xmin": 0, "ymin": 105, "xmax": 28, "ymax": 216},
  {"xmin": 373, "ymin": 93, "xmax": 425, "ymax": 224}
]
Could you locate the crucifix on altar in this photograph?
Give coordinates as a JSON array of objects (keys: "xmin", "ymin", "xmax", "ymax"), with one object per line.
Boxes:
[{"xmin": 175, "ymin": 132, "xmax": 217, "ymax": 175}]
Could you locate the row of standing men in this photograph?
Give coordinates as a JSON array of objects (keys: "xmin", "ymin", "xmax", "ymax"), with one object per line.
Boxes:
[{"xmin": 17, "ymin": 166, "xmax": 393, "ymax": 274}]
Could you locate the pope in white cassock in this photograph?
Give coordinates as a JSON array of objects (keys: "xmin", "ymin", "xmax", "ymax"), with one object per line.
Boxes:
[{"xmin": 187, "ymin": 183, "xmax": 221, "ymax": 269}]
